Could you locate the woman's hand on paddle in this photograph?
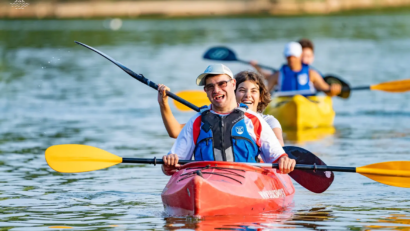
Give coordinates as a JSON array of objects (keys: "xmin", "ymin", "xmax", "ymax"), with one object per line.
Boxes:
[
  {"xmin": 157, "ymin": 84, "xmax": 171, "ymax": 107},
  {"xmin": 278, "ymin": 155, "xmax": 296, "ymax": 174},
  {"xmin": 250, "ymin": 60, "xmax": 258, "ymax": 68},
  {"xmin": 328, "ymin": 83, "xmax": 342, "ymax": 96}
]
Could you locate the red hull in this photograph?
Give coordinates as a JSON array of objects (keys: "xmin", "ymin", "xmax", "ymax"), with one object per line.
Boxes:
[{"xmin": 161, "ymin": 161, "xmax": 295, "ymax": 217}]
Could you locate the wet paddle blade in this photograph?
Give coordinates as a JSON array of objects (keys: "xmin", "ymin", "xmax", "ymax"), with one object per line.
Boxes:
[
  {"xmin": 174, "ymin": 90, "xmax": 210, "ymax": 111},
  {"xmin": 203, "ymin": 47, "xmax": 238, "ymax": 61},
  {"xmin": 370, "ymin": 79, "xmax": 410, "ymax": 92},
  {"xmin": 284, "ymin": 146, "xmax": 334, "ymax": 193},
  {"xmin": 45, "ymin": 144, "xmax": 122, "ymax": 173},
  {"xmin": 357, "ymin": 161, "xmax": 410, "ymax": 188}
]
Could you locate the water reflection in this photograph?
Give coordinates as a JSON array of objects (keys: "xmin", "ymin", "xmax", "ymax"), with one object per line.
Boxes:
[
  {"xmin": 283, "ymin": 127, "xmax": 336, "ymax": 144},
  {"xmin": 286, "ymin": 207, "xmax": 334, "ymax": 230},
  {"xmin": 164, "ymin": 212, "xmax": 294, "ymax": 230},
  {"xmin": 163, "ymin": 207, "xmax": 336, "ymax": 230},
  {"xmin": 376, "ymin": 214, "xmax": 410, "ymax": 230}
]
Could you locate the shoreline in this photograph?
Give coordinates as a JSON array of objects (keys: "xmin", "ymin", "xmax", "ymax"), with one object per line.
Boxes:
[{"xmin": 2, "ymin": 0, "xmax": 410, "ymax": 19}]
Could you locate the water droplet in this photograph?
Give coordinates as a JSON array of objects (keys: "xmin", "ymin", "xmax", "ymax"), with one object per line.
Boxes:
[{"xmin": 110, "ymin": 18, "xmax": 123, "ymax": 31}]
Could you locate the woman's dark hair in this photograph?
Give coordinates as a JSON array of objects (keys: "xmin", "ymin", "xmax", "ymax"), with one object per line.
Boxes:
[
  {"xmin": 298, "ymin": 38, "xmax": 314, "ymax": 52},
  {"xmin": 234, "ymin": 71, "xmax": 271, "ymax": 112}
]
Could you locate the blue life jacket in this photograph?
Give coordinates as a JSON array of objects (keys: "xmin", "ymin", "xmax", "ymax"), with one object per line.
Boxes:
[
  {"xmin": 277, "ymin": 64, "xmax": 315, "ymax": 96},
  {"xmin": 193, "ymin": 104, "xmax": 259, "ymax": 163}
]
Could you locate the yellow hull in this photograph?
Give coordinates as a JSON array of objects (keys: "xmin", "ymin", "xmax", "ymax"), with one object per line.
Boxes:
[{"xmin": 264, "ymin": 95, "xmax": 335, "ymax": 130}]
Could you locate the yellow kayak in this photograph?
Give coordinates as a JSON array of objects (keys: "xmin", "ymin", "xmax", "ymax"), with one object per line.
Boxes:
[{"xmin": 264, "ymin": 95, "xmax": 335, "ymax": 130}]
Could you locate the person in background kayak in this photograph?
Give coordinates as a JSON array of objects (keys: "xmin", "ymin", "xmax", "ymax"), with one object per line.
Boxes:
[
  {"xmin": 298, "ymin": 38, "xmax": 315, "ymax": 66},
  {"xmin": 251, "ymin": 42, "xmax": 341, "ymax": 96},
  {"xmin": 161, "ymin": 64, "xmax": 294, "ymax": 175},
  {"xmin": 298, "ymin": 38, "xmax": 323, "ymax": 76},
  {"xmin": 157, "ymin": 71, "xmax": 284, "ymax": 146}
]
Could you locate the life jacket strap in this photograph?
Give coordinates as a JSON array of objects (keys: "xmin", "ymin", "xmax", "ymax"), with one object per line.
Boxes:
[{"xmin": 199, "ymin": 105, "xmax": 210, "ymax": 113}]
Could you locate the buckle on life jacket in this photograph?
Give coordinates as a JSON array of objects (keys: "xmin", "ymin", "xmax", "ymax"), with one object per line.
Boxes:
[
  {"xmin": 239, "ymin": 103, "xmax": 248, "ymax": 109},
  {"xmin": 199, "ymin": 105, "xmax": 210, "ymax": 113}
]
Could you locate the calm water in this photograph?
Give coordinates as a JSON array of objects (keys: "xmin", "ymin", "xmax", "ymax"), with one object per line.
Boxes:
[{"xmin": 1, "ymin": 13, "xmax": 410, "ymax": 230}]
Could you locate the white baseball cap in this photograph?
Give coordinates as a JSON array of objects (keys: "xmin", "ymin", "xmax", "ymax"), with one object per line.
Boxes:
[
  {"xmin": 283, "ymin": 42, "xmax": 302, "ymax": 58},
  {"xmin": 196, "ymin": 64, "xmax": 234, "ymax": 86}
]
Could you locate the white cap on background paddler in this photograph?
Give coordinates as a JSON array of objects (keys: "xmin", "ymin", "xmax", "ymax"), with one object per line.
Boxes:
[
  {"xmin": 283, "ymin": 42, "xmax": 302, "ymax": 58},
  {"xmin": 196, "ymin": 64, "xmax": 234, "ymax": 86}
]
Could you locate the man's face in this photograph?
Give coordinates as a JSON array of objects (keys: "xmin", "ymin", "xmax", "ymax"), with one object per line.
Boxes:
[
  {"xmin": 203, "ymin": 74, "xmax": 236, "ymax": 110},
  {"xmin": 301, "ymin": 48, "xmax": 314, "ymax": 65},
  {"xmin": 286, "ymin": 55, "xmax": 302, "ymax": 68}
]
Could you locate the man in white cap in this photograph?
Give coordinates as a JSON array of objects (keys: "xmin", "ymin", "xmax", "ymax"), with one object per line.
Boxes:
[
  {"xmin": 251, "ymin": 42, "xmax": 341, "ymax": 96},
  {"xmin": 161, "ymin": 64, "xmax": 295, "ymax": 175}
]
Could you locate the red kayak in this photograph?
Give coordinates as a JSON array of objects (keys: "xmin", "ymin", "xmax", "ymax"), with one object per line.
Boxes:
[{"xmin": 161, "ymin": 161, "xmax": 295, "ymax": 217}]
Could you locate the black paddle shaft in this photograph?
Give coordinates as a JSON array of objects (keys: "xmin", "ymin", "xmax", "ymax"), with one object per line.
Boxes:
[
  {"xmin": 236, "ymin": 59, "xmax": 278, "ymax": 72},
  {"xmin": 74, "ymin": 41, "xmax": 200, "ymax": 112},
  {"xmin": 351, "ymin": 86, "xmax": 371, "ymax": 90},
  {"xmin": 122, "ymin": 157, "xmax": 356, "ymax": 172},
  {"xmin": 203, "ymin": 47, "xmax": 278, "ymax": 72},
  {"xmin": 122, "ymin": 157, "xmax": 193, "ymax": 165},
  {"xmin": 273, "ymin": 163, "xmax": 356, "ymax": 172}
]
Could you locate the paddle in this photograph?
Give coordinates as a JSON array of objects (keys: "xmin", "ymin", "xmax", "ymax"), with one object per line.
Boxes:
[
  {"xmin": 44, "ymin": 143, "xmax": 333, "ymax": 193},
  {"xmin": 45, "ymin": 144, "xmax": 410, "ymax": 189},
  {"xmin": 172, "ymin": 90, "xmax": 209, "ymax": 112},
  {"xmin": 74, "ymin": 41, "xmax": 201, "ymax": 113},
  {"xmin": 203, "ymin": 46, "xmax": 278, "ymax": 72},
  {"xmin": 325, "ymin": 75, "xmax": 410, "ymax": 99},
  {"xmin": 284, "ymin": 146, "xmax": 333, "ymax": 193}
]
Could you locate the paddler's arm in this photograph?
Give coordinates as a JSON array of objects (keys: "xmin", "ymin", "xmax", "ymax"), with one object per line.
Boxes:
[
  {"xmin": 158, "ymin": 84, "xmax": 186, "ymax": 138},
  {"xmin": 266, "ymin": 72, "xmax": 279, "ymax": 94},
  {"xmin": 273, "ymin": 128, "xmax": 285, "ymax": 147},
  {"xmin": 264, "ymin": 115, "xmax": 285, "ymax": 147},
  {"xmin": 256, "ymin": 114, "xmax": 295, "ymax": 174},
  {"xmin": 309, "ymin": 69, "xmax": 341, "ymax": 97},
  {"xmin": 162, "ymin": 115, "xmax": 197, "ymax": 176}
]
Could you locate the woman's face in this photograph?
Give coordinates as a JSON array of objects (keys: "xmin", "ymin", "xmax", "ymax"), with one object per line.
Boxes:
[
  {"xmin": 301, "ymin": 48, "xmax": 314, "ymax": 65},
  {"xmin": 236, "ymin": 80, "xmax": 260, "ymax": 112}
]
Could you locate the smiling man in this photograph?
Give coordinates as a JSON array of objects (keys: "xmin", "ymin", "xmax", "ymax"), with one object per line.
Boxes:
[{"xmin": 161, "ymin": 64, "xmax": 295, "ymax": 175}]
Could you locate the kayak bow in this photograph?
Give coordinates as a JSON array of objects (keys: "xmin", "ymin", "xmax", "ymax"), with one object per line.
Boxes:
[{"xmin": 161, "ymin": 161, "xmax": 295, "ymax": 217}]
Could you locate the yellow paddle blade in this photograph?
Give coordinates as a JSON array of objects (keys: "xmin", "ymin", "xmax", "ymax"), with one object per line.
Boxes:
[
  {"xmin": 357, "ymin": 161, "xmax": 410, "ymax": 188},
  {"xmin": 174, "ymin": 90, "xmax": 210, "ymax": 111},
  {"xmin": 45, "ymin": 144, "xmax": 122, "ymax": 173},
  {"xmin": 370, "ymin": 79, "xmax": 410, "ymax": 92}
]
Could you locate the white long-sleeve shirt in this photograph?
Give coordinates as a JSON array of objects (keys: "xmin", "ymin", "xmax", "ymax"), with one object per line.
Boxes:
[
  {"xmin": 168, "ymin": 105, "xmax": 286, "ymax": 163},
  {"xmin": 260, "ymin": 113, "xmax": 282, "ymax": 130}
]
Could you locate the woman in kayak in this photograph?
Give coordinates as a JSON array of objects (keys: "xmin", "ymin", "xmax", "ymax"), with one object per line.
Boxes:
[
  {"xmin": 157, "ymin": 70, "xmax": 284, "ymax": 146},
  {"xmin": 298, "ymin": 38, "xmax": 323, "ymax": 77}
]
